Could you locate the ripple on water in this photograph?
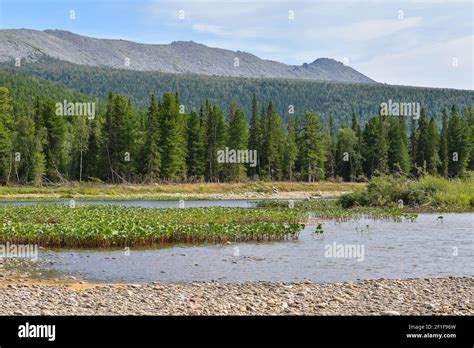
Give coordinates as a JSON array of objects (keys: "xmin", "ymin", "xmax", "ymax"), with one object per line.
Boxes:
[{"xmin": 27, "ymin": 213, "xmax": 473, "ymax": 284}]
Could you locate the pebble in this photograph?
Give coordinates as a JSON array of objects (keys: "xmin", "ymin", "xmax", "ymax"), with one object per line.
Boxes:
[{"xmin": 0, "ymin": 275, "xmax": 471, "ymax": 316}]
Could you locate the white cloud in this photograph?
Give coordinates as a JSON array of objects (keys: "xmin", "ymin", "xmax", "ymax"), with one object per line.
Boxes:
[
  {"xmin": 357, "ymin": 35, "xmax": 473, "ymax": 90},
  {"xmin": 192, "ymin": 23, "xmax": 258, "ymax": 39},
  {"xmin": 332, "ymin": 16, "xmax": 423, "ymax": 41}
]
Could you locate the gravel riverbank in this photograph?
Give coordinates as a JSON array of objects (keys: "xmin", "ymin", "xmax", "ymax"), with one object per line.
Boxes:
[{"xmin": 0, "ymin": 275, "xmax": 471, "ymax": 316}]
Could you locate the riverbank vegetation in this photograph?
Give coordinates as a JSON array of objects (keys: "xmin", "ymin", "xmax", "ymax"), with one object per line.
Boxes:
[
  {"xmin": 0, "ymin": 205, "xmax": 305, "ymax": 247},
  {"xmin": 339, "ymin": 175, "xmax": 474, "ymax": 211},
  {"xmin": 0, "ymin": 181, "xmax": 364, "ymax": 201}
]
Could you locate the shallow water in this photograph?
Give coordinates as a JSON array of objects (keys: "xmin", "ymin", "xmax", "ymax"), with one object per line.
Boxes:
[{"xmin": 37, "ymin": 213, "xmax": 473, "ymax": 283}]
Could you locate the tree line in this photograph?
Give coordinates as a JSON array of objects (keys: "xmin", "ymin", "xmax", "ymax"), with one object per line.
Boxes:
[
  {"xmin": 4, "ymin": 58, "xmax": 474, "ymax": 128},
  {"xmin": 0, "ymin": 86, "xmax": 473, "ymax": 185}
]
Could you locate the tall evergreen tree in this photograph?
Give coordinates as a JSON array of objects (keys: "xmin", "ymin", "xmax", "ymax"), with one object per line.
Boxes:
[
  {"xmin": 0, "ymin": 87, "xmax": 14, "ymax": 183},
  {"xmin": 336, "ymin": 128, "xmax": 358, "ymax": 181},
  {"xmin": 142, "ymin": 94, "xmax": 161, "ymax": 182},
  {"xmin": 82, "ymin": 118, "xmax": 100, "ymax": 181},
  {"xmin": 248, "ymin": 93, "xmax": 261, "ymax": 178},
  {"xmin": 283, "ymin": 115, "xmax": 298, "ymax": 181},
  {"xmin": 102, "ymin": 93, "xmax": 136, "ymax": 183},
  {"xmin": 70, "ymin": 114, "xmax": 90, "ymax": 181},
  {"xmin": 362, "ymin": 117, "xmax": 388, "ymax": 177},
  {"xmin": 447, "ymin": 105, "xmax": 470, "ymax": 177},
  {"xmin": 351, "ymin": 113, "xmax": 364, "ymax": 180},
  {"xmin": 159, "ymin": 92, "xmax": 187, "ymax": 181},
  {"xmin": 186, "ymin": 110, "xmax": 205, "ymax": 181},
  {"xmin": 42, "ymin": 99, "xmax": 68, "ymax": 181},
  {"xmin": 415, "ymin": 109, "xmax": 438, "ymax": 175},
  {"xmin": 387, "ymin": 117, "xmax": 410, "ymax": 175},
  {"xmin": 299, "ymin": 112, "xmax": 327, "ymax": 182},
  {"xmin": 226, "ymin": 104, "xmax": 248, "ymax": 181},
  {"xmin": 465, "ymin": 106, "xmax": 474, "ymax": 170},
  {"xmin": 204, "ymin": 103, "xmax": 227, "ymax": 182},
  {"xmin": 326, "ymin": 115, "xmax": 336, "ymax": 179},
  {"xmin": 426, "ymin": 118, "xmax": 440, "ymax": 174},
  {"xmin": 264, "ymin": 103, "xmax": 285, "ymax": 180}
]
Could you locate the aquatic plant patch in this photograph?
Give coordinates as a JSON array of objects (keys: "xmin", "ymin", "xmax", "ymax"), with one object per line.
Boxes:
[{"xmin": 0, "ymin": 205, "xmax": 305, "ymax": 247}]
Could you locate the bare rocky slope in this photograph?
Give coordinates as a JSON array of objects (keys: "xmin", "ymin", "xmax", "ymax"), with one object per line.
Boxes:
[{"xmin": 0, "ymin": 28, "xmax": 375, "ymax": 83}]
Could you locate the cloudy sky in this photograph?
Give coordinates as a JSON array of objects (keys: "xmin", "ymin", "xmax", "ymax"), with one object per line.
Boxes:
[{"xmin": 1, "ymin": 0, "xmax": 472, "ymax": 89}]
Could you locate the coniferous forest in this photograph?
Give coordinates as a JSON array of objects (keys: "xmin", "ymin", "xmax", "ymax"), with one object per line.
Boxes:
[{"xmin": 0, "ymin": 75, "xmax": 473, "ymax": 185}]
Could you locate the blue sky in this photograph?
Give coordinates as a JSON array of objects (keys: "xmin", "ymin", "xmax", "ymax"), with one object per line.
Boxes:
[{"xmin": 0, "ymin": 0, "xmax": 472, "ymax": 89}]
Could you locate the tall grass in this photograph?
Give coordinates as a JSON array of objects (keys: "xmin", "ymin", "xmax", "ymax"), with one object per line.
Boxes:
[{"xmin": 338, "ymin": 175, "xmax": 474, "ymax": 211}]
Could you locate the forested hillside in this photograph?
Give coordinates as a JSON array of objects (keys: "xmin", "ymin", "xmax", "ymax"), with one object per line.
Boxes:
[
  {"xmin": 0, "ymin": 70, "xmax": 472, "ymax": 185},
  {"xmin": 1, "ymin": 59, "xmax": 473, "ymax": 127}
]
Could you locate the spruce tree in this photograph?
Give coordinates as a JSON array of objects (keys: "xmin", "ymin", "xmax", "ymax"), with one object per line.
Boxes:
[
  {"xmin": 142, "ymin": 94, "xmax": 161, "ymax": 182},
  {"xmin": 265, "ymin": 103, "xmax": 285, "ymax": 180},
  {"xmin": 326, "ymin": 115, "xmax": 336, "ymax": 179},
  {"xmin": 226, "ymin": 104, "xmax": 248, "ymax": 181},
  {"xmin": 283, "ymin": 115, "xmax": 298, "ymax": 181},
  {"xmin": 438, "ymin": 109, "xmax": 449, "ymax": 177},
  {"xmin": 362, "ymin": 117, "xmax": 388, "ymax": 177},
  {"xmin": 426, "ymin": 118, "xmax": 440, "ymax": 174},
  {"xmin": 204, "ymin": 103, "xmax": 226, "ymax": 182},
  {"xmin": 447, "ymin": 105, "xmax": 470, "ymax": 177},
  {"xmin": 388, "ymin": 117, "xmax": 410, "ymax": 175},
  {"xmin": 159, "ymin": 92, "xmax": 187, "ymax": 181},
  {"xmin": 42, "ymin": 99, "xmax": 68, "ymax": 181},
  {"xmin": 336, "ymin": 128, "xmax": 358, "ymax": 181},
  {"xmin": 248, "ymin": 93, "xmax": 261, "ymax": 178},
  {"xmin": 186, "ymin": 110, "xmax": 205, "ymax": 180},
  {"xmin": 0, "ymin": 87, "xmax": 14, "ymax": 182},
  {"xmin": 299, "ymin": 112, "xmax": 327, "ymax": 182}
]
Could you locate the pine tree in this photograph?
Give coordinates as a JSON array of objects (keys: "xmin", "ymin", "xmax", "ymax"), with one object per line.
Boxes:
[
  {"xmin": 186, "ymin": 110, "xmax": 204, "ymax": 180},
  {"xmin": 362, "ymin": 117, "xmax": 388, "ymax": 177},
  {"xmin": 0, "ymin": 87, "xmax": 14, "ymax": 183},
  {"xmin": 248, "ymin": 93, "xmax": 261, "ymax": 178},
  {"xmin": 466, "ymin": 106, "xmax": 474, "ymax": 170},
  {"xmin": 426, "ymin": 118, "xmax": 440, "ymax": 174},
  {"xmin": 159, "ymin": 92, "xmax": 187, "ymax": 181},
  {"xmin": 326, "ymin": 115, "xmax": 336, "ymax": 179},
  {"xmin": 283, "ymin": 115, "xmax": 298, "ymax": 181},
  {"xmin": 388, "ymin": 117, "xmax": 410, "ymax": 175},
  {"xmin": 351, "ymin": 113, "xmax": 364, "ymax": 180},
  {"xmin": 415, "ymin": 109, "xmax": 429, "ymax": 174},
  {"xmin": 438, "ymin": 109, "xmax": 449, "ymax": 177},
  {"xmin": 264, "ymin": 103, "xmax": 285, "ymax": 180},
  {"xmin": 336, "ymin": 128, "xmax": 358, "ymax": 181},
  {"xmin": 204, "ymin": 103, "xmax": 226, "ymax": 182},
  {"xmin": 42, "ymin": 99, "xmax": 68, "ymax": 181},
  {"xmin": 447, "ymin": 105, "xmax": 470, "ymax": 177},
  {"xmin": 82, "ymin": 118, "xmax": 100, "ymax": 181},
  {"xmin": 142, "ymin": 94, "xmax": 161, "ymax": 182},
  {"xmin": 299, "ymin": 112, "xmax": 327, "ymax": 182},
  {"xmin": 102, "ymin": 94, "xmax": 136, "ymax": 183},
  {"xmin": 409, "ymin": 116, "xmax": 417, "ymax": 175},
  {"xmin": 226, "ymin": 103, "xmax": 248, "ymax": 181}
]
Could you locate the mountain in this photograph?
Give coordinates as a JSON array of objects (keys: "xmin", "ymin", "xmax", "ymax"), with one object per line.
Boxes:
[{"xmin": 0, "ymin": 28, "xmax": 375, "ymax": 83}]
